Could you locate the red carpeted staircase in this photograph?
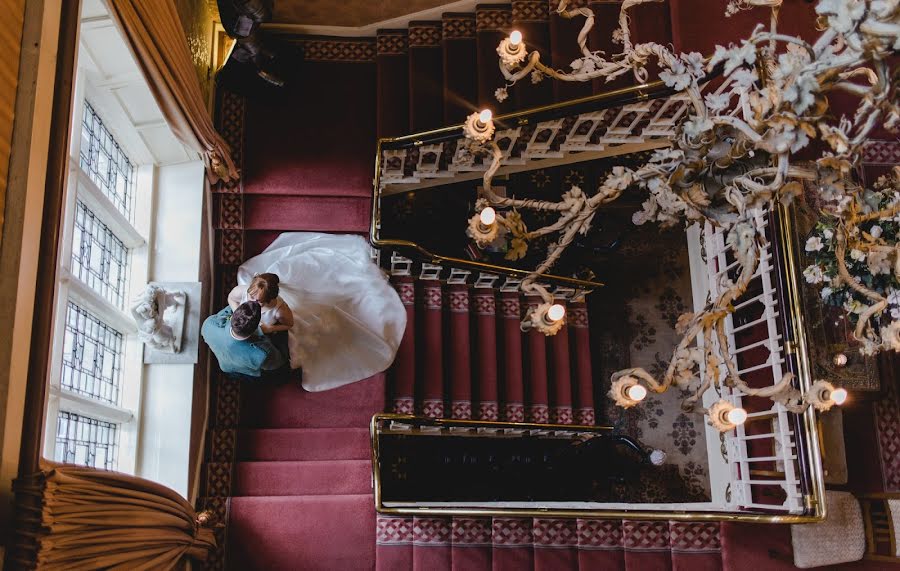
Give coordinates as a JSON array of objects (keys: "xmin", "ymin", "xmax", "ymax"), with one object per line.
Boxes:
[
  {"xmin": 227, "ymin": 380, "xmax": 384, "ymax": 569},
  {"xmin": 203, "ymin": 2, "xmax": 842, "ymax": 570},
  {"xmin": 210, "ymin": 46, "xmax": 384, "ymax": 570}
]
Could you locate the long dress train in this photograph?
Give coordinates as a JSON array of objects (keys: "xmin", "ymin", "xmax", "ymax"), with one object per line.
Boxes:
[{"xmin": 237, "ymin": 232, "xmax": 406, "ymax": 392}]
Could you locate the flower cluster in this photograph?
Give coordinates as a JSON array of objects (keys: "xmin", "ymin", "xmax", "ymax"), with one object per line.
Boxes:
[{"xmin": 803, "ymin": 172, "xmax": 900, "ymax": 352}]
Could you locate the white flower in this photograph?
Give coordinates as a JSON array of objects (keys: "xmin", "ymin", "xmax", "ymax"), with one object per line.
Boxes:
[
  {"xmin": 704, "ymin": 92, "xmax": 732, "ymax": 112},
  {"xmin": 571, "ymin": 56, "xmax": 597, "ymax": 74},
  {"xmin": 708, "ymin": 40, "xmax": 757, "ymax": 76},
  {"xmin": 682, "ymin": 116, "xmax": 714, "ymax": 139},
  {"xmin": 883, "ymin": 321, "xmax": 900, "ymax": 352},
  {"xmin": 820, "ymin": 286, "xmax": 833, "ymax": 300},
  {"xmin": 815, "ymin": 0, "xmax": 866, "ymax": 34},
  {"xmin": 823, "ymin": 228, "xmax": 834, "ymax": 240},
  {"xmin": 605, "ymin": 166, "xmax": 634, "ymax": 191},
  {"xmin": 805, "ymin": 236, "xmax": 824, "ymax": 252},
  {"xmin": 888, "ymin": 289, "xmax": 900, "ymax": 307},
  {"xmin": 660, "ymin": 52, "xmax": 704, "ymax": 92},
  {"xmin": 870, "ymin": 225, "xmax": 884, "ymax": 239},
  {"xmin": 803, "ymin": 264, "xmax": 825, "ymax": 284},
  {"xmin": 850, "ymin": 249, "xmax": 866, "ymax": 262},
  {"xmin": 494, "ymin": 87, "xmax": 508, "ymax": 103},
  {"xmin": 730, "ymin": 68, "xmax": 758, "ymax": 90},
  {"xmin": 683, "ymin": 52, "xmax": 704, "ymax": 77},
  {"xmin": 867, "ymin": 250, "xmax": 892, "ymax": 275},
  {"xmin": 783, "ymin": 72, "xmax": 819, "ymax": 114},
  {"xmin": 892, "ymin": 307, "xmax": 900, "ymax": 320}
]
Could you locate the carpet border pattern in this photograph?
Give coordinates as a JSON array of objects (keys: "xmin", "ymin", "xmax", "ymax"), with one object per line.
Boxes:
[{"xmin": 201, "ymin": 86, "xmax": 247, "ymax": 571}]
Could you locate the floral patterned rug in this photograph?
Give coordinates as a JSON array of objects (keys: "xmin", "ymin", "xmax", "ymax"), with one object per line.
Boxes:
[{"xmin": 591, "ymin": 220, "xmax": 711, "ymax": 503}]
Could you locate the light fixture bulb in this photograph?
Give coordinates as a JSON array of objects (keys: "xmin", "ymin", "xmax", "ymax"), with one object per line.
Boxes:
[
  {"xmin": 726, "ymin": 407, "xmax": 748, "ymax": 426},
  {"xmin": 547, "ymin": 303, "xmax": 565, "ymax": 322},
  {"xmin": 830, "ymin": 388, "xmax": 848, "ymax": 406},
  {"xmin": 479, "ymin": 207, "xmax": 496, "ymax": 226},
  {"xmin": 626, "ymin": 384, "xmax": 647, "ymax": 402},
  {"xmin": 510, "ymin": 30, "xmax": 523, "ymax": 46},
  {"xmin": 478, "ymin": 109, "xmax": 492, "ymax": 124}
]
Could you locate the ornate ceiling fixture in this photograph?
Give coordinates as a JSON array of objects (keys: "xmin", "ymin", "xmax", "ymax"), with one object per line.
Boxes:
[{"xmin": 461, "ymin": 0, "xmax": 899, "ymax": 430}]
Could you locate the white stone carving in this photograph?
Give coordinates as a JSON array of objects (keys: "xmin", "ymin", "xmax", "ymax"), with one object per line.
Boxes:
[{"xmin": 130, "ymin": 285, "xmax": 187, "ymax": 353}]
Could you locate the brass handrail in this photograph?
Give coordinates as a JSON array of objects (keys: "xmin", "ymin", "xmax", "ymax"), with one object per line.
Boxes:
[
  {"xmin": 370, "ymin": 412, "xmax": 824, "ymax": 523},
  {"xmin": 369, "ymin": 79, "xmax": 684, "ymax": 289}
]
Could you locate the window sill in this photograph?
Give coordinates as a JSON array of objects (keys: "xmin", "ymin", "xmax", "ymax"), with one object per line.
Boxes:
[
  {"xmin": 50, "ymin": 385, "xmax": 134, "ymax": 424},
  {"xmin": 71, "ymin": 162, "xmax": 146, "ymax": 248},
  {"xmin": 60, "ymin": 267, "xmax": 138, "ymax": 334}
]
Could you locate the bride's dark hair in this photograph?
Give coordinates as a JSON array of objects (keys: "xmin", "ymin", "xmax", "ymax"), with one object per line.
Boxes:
[{"xmin": 248, "ymin": 272, "xmax": 280, "ymax": 303}]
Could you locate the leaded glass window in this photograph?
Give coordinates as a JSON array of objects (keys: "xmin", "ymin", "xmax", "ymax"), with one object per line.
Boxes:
[
  {"xmin": 61, "ymin": 302, "xmax": 124, "ymax": 405},
  {"xmin": 71, "ymin": 200, "xmax": 129, "ymax": 309},
  {"xmin": 79, "ymin": 101, "xmax": 135, "ymax": 220},
  {"xmin": 55, "ymin": 411, "xmax": 119, "ymax": 470}
]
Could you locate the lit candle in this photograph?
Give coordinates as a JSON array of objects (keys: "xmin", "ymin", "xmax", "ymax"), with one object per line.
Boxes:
[
  {"xmin": 726, "ymin": 407, "xmax": 748, "ymax": 426},
  {"xmin": 830, "ymin": 388, "xmax": 848, "ymax": 406},
  {"xmin": 626, "ymin": 383, "xmax": 647, "ymax": 403},
  {"xmin": 547, "ymin": 303, "xmax": 566, "ymax": 322}
]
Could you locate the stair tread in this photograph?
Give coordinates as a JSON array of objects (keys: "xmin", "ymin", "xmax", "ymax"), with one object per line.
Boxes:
[
  {"xmin": 242, "ymin": 63, "xmax": 376, "ymax": 203},
  {"xmin": 242, "ymin": 186, "xmax": 371, "ymax": 197},
  {"xmin": 237, "ymin": 427, "xmax": 371, "ymax": 461},
  {"xmin": 233, "ymin": 458, "xmax": 372, "ymax": 497},
  {"xmin": 242, "ymin": 195, "xmax": 371, "ymax": 232},
  {"xmin": 240, "ymin": 375, "xmax": 386, "ymax": 429},
  {"xmin": 229, "ymin": 494, "xmax": 376, "ymax": 570}
]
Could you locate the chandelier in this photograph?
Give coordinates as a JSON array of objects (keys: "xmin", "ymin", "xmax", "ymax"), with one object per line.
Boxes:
[{"xmin": 459, "ymin": 0, "xmax": 899, "ymax": 430}]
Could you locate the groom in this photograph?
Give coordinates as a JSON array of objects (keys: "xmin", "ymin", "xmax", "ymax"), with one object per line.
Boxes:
[{"xmin": 202, "ymin": 300, "xmax": 287, "ymax": 380}]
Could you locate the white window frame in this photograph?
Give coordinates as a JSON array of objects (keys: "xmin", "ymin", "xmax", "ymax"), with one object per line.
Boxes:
[{"xmin": 43, "ymin": 67, "xmax": 154, "ymax": 475}]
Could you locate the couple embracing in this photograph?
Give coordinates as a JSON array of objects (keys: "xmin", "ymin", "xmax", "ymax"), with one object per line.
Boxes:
[{"xmin": 201, "ymin": 233, "xmax": 407, "ymax": 392}]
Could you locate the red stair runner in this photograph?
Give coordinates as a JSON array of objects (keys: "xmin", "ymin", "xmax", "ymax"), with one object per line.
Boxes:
[{"xmin": 207, "ymin": 2, "xmax": 848, "ymax": 569}]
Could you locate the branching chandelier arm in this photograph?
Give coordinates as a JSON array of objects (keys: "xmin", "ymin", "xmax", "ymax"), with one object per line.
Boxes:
[{"xmin": 459, "ymin": 0, "xmax": 899, "ymax": 430}]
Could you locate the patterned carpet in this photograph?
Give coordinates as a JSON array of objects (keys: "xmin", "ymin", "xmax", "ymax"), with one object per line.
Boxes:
[{"xmin": 594, "ymin": 222, "xmax": 711, "ymax": 502}]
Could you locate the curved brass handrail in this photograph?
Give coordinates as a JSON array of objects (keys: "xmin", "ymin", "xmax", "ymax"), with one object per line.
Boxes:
[{"xmin": 370, "ymin": 79, "xmax": 683, "ymax": 288}]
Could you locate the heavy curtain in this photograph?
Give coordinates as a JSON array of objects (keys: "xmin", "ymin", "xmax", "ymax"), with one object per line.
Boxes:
[
  {"xmin": 10, "ymin": 463, "xmax": 215, "ymax": 570},
  {"xmin": 106, "ymin": 0, "xmax": 238, "ymax": 183}
]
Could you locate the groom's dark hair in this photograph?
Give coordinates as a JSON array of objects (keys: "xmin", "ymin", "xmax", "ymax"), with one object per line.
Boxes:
[{"xmin": 231, "ymin": 301, "xmax": 262, "ymax": 338}]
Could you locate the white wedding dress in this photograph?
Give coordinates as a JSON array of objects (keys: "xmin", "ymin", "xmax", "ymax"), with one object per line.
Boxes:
[{"xmin": 237, "ymin": 233, "xmax": 406, "ymax": 392}]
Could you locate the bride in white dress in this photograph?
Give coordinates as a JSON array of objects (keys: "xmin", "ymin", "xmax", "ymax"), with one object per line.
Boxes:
[{"xmin": 228, "ymin": 233, "xmax": 407, "ymax": 392}]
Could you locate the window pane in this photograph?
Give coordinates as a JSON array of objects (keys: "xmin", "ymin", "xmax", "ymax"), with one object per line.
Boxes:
[
  {"xmin": 54, "ymin": 411, "xmax": 119, "ymax": 470},
  {"xmin": 61, "ymin": 302, "xmax": 124, "ymax": 406},
  {"xmin": 72, "ymin": 201, "xmax": 130, "ymax": 309},
  {"xmin": 79, "ymin": 101, "xmax": 135, "ymax": 220}
]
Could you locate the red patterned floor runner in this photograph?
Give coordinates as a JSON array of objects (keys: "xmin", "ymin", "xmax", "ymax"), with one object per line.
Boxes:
[
  {"xmin": 474, "ymin": 289, "xmax": 499, "ymax": 420},
  {"xmin": 447, "ymin": 284, "xmax": 473, "ymax": 419},
  {"xmin": 500, "ymin": 292, "xmax": 526, "ymax": 422},
  {"xmin": 452, "ymin": 517, "xmax": 492, "ymax": 570}
]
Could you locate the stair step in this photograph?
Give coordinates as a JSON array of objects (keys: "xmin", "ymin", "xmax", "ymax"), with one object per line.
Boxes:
[
  {"xmin": 229, "ymin": 494, "xmax": 376, "ymax": 570},
  {"xmin": 243, "ymin": 66, "xmax": 376, "ymax": 200},
  {"xmin": 236, "ymin": 427, "xmax": 371, "ymax": 461},
  {"xmin": 233, "ymin": 459, "xmax": 372, "ymax": 496},
  {"xmin": 240, "ymin": 374, "xmax": 386, "ymax": 429},
  {"xmin": 242, "ymin": 195, "xmax": 372, "ymax": 232}
]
